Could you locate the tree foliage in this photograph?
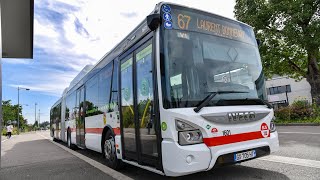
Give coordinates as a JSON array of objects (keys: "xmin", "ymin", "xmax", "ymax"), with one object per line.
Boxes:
[
  {"xmin": 39, "ymin": 121, "xmax": 50, "ymax": 128},
  {"xmin": 2, "ymin": 100, "xmax": 27, "ymax": 128},
  {"xmin": 234, "ymin": 0, "xmax": 320, "ymax": 104}
]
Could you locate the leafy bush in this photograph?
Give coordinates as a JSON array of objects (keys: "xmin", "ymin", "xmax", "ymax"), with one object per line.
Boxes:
[
  {"xmin": 12, "ymin": 127, "xmax": 18, "ymax": 135},
  {"xmin": 2, "ymin": 128, "xmax": 7, "ymax": 136},
  {"xmin": 275, "ymin": 106, "xmax": 291, "ymax": 120},
  {"xmin": 275, "ymin": 100, "xmax": 319, "ymax": 121},
  {"xmin": 1, "ymin": 127, "xmax": 19, "ymax": 136}
]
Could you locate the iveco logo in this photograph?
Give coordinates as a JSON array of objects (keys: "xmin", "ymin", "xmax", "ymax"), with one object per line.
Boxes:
[{"xmin": 228, "ymin": 112, "xmax": 256, "ymax": 122}]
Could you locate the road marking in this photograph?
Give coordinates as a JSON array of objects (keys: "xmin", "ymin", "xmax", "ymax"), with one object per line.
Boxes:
[
  {"xmin": 258, "ymin": 155, "xmax": 320, "ymax": 169},
  {"xmin": 278, "ymin": 132, "xmax": 320, "ymax": 135},
  {"xmin": 37, "ymin": 133, "xmax": 133, "ymax": 180}
]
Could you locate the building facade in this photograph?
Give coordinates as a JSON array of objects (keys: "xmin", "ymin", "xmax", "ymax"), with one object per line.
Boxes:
[{"xmin": 265, "ymin": 76, "xmax": 312, "ymax": 107}]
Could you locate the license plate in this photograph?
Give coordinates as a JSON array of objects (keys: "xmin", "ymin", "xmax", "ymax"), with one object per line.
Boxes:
[{"xmin": 234, "ymin": 150, "xmax": 256, "ymax": 162}]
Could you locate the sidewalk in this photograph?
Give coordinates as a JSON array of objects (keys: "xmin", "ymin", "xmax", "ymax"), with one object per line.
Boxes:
[
  {"xmin": 0, "ymin": 132, "xmax": 115, "ymax": 180},
  {"xmin": 1, "ymin": 135, "xmax": 11, "ymax": 143}
]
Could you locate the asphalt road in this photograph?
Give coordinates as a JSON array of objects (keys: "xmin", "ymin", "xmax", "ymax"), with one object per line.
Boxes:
[{"xmin": 1, "ymin": 126, "xmax": 320, "ymax": 180}]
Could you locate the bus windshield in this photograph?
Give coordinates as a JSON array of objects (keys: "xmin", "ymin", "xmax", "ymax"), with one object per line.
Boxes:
[{"xmin": 161, "ymin": 5, "xmax": 266, "ymax": 108}]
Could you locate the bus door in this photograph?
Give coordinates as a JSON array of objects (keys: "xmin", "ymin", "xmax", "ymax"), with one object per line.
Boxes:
[
  {"xmin": 120, "ymin": 36, "xmax": 160, "ymax": 168},
  {"xmin": 76, "ymin": 86, "xmax": 86, "ymax": 147}
]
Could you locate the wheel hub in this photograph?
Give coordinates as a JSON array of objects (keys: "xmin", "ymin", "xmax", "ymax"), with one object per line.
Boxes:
[{"xmin": 104, "ymin": 138, "xmax": 114, "ymax": 160}]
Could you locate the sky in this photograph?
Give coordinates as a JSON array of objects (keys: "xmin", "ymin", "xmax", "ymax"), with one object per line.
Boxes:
[{"xmin": 2, "ymin": 0, "xmax": 236, "ymax": 124}]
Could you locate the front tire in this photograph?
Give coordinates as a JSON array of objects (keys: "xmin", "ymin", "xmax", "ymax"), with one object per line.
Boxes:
[{"xmin": 103, "ymin": 131, "xmax": 123, "ymax": 169}]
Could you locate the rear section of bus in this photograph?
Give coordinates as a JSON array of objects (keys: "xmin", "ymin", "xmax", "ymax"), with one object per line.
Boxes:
[{"xmin": 157, "ymin": 3, "xmax": 279, "ymax": 176}]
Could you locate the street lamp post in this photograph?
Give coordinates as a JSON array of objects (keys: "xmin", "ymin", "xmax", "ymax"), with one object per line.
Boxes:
[
  {"xmin": 35, "ymin": 102, "xmax": 37, "ymax": 128},
  {"xmin": 38, "ymin": 109, "xmax": 40, "ymax": 128},
  {"xmin": 17, "ymin": 87, "xmax": 30, "ymax": 135}
]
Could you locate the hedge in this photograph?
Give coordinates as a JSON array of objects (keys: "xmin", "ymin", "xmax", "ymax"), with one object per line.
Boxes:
[{"xmin": 274, "ymin": 100, "xmax": 320, "ymax": 122}]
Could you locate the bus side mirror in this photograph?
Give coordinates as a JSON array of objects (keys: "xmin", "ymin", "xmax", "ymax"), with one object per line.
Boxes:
[{"xmin": 147, "ymin": 14, "xmax": 161, "ymax": 31}]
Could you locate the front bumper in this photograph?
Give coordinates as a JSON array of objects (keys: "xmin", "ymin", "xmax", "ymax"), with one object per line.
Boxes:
[
  {"xmin": 207, "ymin": 131, "xmax": 279, "ymax": 169},
  {"xmin": 162, "ymin": 131, "xmax": 279, "ymax": 176}
]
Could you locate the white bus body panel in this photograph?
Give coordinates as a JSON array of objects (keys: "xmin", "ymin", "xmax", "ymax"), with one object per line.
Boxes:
[
  {"xmin": 115, "ymin": 135, "xmax": 122, "ymax": 159},
  {"xmin": 162, "ymin": 140, "xmax": 211, "ymax": 176},
  {"xmin": 85, "ymin": 114, "xmax": 104, "ymax": 152},
  {"xmin": 85, "ymin": 111, "xmax": 120, "ymax": 153},
  {"xmin": 160, "ymin": 105, "xmax": 279, "ymax": 176}
]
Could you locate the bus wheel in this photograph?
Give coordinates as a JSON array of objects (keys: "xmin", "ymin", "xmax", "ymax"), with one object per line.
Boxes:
[{"xmin": 103, "ymin": 131, "xmax": 123, "ymax": 169}]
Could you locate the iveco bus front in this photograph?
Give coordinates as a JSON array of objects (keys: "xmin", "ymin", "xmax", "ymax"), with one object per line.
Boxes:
[{"xmin": 156, "ymin": 4, "xmax": 279, "ymax": 176}]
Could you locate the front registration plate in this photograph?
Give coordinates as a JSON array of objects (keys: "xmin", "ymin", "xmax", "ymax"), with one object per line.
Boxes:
[{"xmin": 234, "ymin": 150, "xmax": 256, "ymax": 162}]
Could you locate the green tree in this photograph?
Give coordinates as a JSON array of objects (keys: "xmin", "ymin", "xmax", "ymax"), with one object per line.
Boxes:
[
  {"xmin": 33, "ymin": 121, "xmax": 39, "ymax": 129},
  {"xmin": 234, "ymin": 0, "xmax": 320, "ymax": 104},
  {"xmin": 2, "ymin": 100, "xmax": 26, "ymax": 128},
  {"xmin": 39, "ymin": 121, "xmax": 50, "ymax": 128}
]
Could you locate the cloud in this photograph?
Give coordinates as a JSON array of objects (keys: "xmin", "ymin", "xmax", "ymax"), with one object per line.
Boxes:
[
  {"xmin": 120, "ymin": 12, "xmax": 138, "ymax": 18},
  {"xmin": 74, "ymin": 17, "xmax": 90, "ymax": 37},
  {"xmin": 4, "ymin": 0, "xmax": 236, "ymax": 97},
  {"xmin": 2, "ymin": 58, "xmax": 33, "ymax": 65},
  {"xmin": 9, "ymin": 83, "xmax": 65, "ymax": 97},
  {"xmin": 7, "ymin": 68, "xmax": 76, "ymax": 97}
]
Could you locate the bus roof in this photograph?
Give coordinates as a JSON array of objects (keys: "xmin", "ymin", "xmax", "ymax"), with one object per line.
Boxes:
[{"xmin": 51, "ymin": 97, "xmax": 62, "ymax": 110}]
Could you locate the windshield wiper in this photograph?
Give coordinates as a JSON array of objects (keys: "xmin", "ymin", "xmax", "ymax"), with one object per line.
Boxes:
[
  {"xmin": 215, "ymin": 98, "xmax": 273, "ymax": 109},
  {"xmin": 193, "ymin": 91, "xmax": 249, "ymax": 113},
  {"xmin": 244, "ymin": 98, "xmax": 273, "ymax": 109}
]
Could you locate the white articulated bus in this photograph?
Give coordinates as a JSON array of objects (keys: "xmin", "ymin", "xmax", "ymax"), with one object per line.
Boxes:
[{"xmin": 50, "ymin": 2, "xmax": 279, "ymax": 176}]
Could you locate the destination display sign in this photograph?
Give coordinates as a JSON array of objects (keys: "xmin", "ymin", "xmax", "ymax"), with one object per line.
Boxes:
[{"xmin": 161, "ymin": 4, "xmax": 256, "ymax": 45}]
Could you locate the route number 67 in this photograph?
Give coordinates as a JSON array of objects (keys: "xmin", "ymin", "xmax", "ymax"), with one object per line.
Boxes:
[{"xmin": 177, "ymin": 14, "xmax": 191, "ymax": 30}]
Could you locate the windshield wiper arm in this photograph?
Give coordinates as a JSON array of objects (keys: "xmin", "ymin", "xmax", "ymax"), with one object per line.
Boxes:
[
  {"xmin": 245, "ymin": 98, "xmax": 273, "ymax": 109},
  {"xmin": 193, "ymin": 91, "xmax": 249, "ymax": 113}
]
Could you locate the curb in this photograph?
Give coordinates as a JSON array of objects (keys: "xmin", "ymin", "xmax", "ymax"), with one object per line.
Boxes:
[
  {"xmin": 37, "ymin": 133, "xmax": 133, "ymax": 180},
  {"xmin": 276, "ymin": 123, "xmax": 320, "ymax": 126}
]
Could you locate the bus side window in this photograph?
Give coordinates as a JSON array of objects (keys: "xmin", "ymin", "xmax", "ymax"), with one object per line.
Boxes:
[{"xmin": 110, "ymin": 60, "xmax": 119, "ymax": 112}]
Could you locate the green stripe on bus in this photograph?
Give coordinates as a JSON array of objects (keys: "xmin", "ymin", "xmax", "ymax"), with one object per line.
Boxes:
[
  {"xmin": 136, "ymin": 44, "xmax": 152, "ymax": 62},
  {"xmin": 121, "ymin": 58, "xmax": 132, "ymax": 71}
]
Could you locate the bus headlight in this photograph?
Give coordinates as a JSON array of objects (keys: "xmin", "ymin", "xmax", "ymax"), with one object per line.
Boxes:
[
  {"xmin": 179, "ymin": 130, "xmax": 203, "ymax": 145},
  {"xmin": 270, "ymin": 117, "xmax": 276, "ymax": 133},
  {"xmin": 176, "ymin": 120, "xmax": 203, "ymax": 145},
  {"xmin": 176, "ymin": 120, "xmax": 195, "ymax": 131}
]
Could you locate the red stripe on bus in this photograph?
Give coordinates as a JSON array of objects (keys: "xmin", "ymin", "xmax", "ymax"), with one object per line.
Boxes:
[
  {"xmin": 203, "ymin": 131, "xmax": 269, "ymax": 147},
  {"xmin": 85, "ymin": 127, "xmax": 121, "ymax": 135},
  {"xmin": 85, "ymin": 128, "xmax": 103, "ymax": 134},
  {"xmin": 113, "ymin": 128, "xmax": 121, "ymax": 135}
]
